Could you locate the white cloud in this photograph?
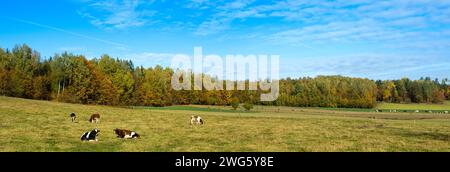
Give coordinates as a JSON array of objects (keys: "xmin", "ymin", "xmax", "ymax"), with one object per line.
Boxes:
[
  {"xmin": 194, "ymin": 18, "xmax": 232, "ymax": 36},
  {"xmin": 258, "ymin": 0, "xmax": 450, "ymax": 50},
  {"xmin": 268, "ymin": 20, "xmax": 403, "ymax": 43},
  {"xmin": 218, "ymin": 0, "xmax": 255, "ymax": 10},
  {"xmin": 194, "ymin": 0, "xmax": 260, "ymax": 35},
  {"xmin": 186, "ymin": 0, "xmax": 215, "ymax": 9},
  {"xmin": 79, "ymin": 0, "xmax": 156, "ymax": 30},
  {"xmin": 189, "ymin": 0, "xmax": 450, "ymax": 48}
]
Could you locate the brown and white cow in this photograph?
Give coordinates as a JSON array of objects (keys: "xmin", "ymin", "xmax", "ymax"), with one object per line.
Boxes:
[
  {"xmin": 190, "ymin": 116, "xmax": 204, "ymax": 125},
  {"xmin": 89, "ymin": 113, "xmax": 100, "ymax": 123},
  {"xmin": 114, "ymin": 128, "xmax": 140, "ymax": 139}
]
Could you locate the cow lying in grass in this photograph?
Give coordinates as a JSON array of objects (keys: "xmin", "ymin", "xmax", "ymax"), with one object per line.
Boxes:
[
  {"xmin": 81, "ymin": 129, "xmax": 100, "ymax": 142},
  {"xmin": 114, "ymin": 128, "xmax": 140, "ymax": 139},
  {"xmin": 89, "ymin": 113, "xmax": 100, "ymax": 123},
  {"xmin": 190, "ymin": 116, "xmax": 204, "ymax": 125}
]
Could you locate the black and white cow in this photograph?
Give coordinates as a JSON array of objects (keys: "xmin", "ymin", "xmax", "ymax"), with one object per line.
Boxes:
[
  {"xmin": 190, "ymin": 116, "xmax": 204, "ymax": 125},
  {"xmin": 70, "ymin": 112, "xmax": 76, "ymax": 123},
  {"xmin": 81, "ymin": 129, "xmax": 100, "ymax": 141},
  {"xmin": 114, "ymin": 128, "xmax": 140, "ymax": 139}
]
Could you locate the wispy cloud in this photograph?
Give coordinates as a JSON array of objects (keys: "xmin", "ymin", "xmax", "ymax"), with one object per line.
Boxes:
[
  {"xmin": 76, "ymin": 0, "xmax": 450, "ymax": 45},
  {"xmin": 7, "ymin": 17, "xmax": 127, "ymax": 48},
  {"xmin": 194, "ymin": 18, "xmax": 232, "ymax": 36},
  {"xmin": 188, "ymin": 0, "xmax": 450, "ymax": 48},
  {"xmin": 267, "ymin": 19, "xmax": 421, "ymax": 44},
  {"xmin": 251, "ymin": 0, "xmax": 450, "ymax": 51},
  {"xmin": 194, "ymin": 0, "xmax": 261, "ymax": 35},
  {"xmin": 186, "ymin": 0, "xmax": 216, "ymax": 9},
  {"xmin": 79, "ymin": 0, "xmax": 156, "ymax": 30}
]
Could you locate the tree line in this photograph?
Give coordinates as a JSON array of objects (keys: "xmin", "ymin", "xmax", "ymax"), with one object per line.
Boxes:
[{"xmin": 0, "ymin": 44, "xmax": 448, "ymax": 108}]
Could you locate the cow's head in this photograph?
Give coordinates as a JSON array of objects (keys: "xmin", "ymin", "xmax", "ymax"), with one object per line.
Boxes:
[{"xmin": 114, "ymin": 128, "xmax": 120, "ymax": 134}]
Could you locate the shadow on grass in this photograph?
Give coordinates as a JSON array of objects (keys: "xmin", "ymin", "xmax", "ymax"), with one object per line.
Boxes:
[{"xmin": 391, "ymin": 128, "xmax": 450, "ymax": 142}]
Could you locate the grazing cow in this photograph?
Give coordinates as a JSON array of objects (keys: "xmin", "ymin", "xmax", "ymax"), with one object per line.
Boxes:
[
  {"xmin": 190, "ymin": 116, "xmax": 204, "ymax": 125},
  {"xmin": 81, "ymin": 129, "xmax": 100, "ymax": 142},
  {"xmin": 70, "ymin": 112, "xmax": 76, "ymax": 123},
  {"xmin": 415, "ymin": 110, "xmax": 420, "ymax": 113},
  {"xmin": 89, "ymin": 113, "xmax": 100, "ymax": 123},
  {"xmin": 114, "ymin": 128, "xmax": 140, "ymax": 139}
]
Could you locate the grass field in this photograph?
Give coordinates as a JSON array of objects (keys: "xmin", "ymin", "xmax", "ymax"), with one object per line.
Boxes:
[
  {"xmin": 377, "ymin": 101, "xmax": 450, "ymax": 111},
  {"xmin": 1, "ymin": 96, "xmax": 449, "ymax": 152}
]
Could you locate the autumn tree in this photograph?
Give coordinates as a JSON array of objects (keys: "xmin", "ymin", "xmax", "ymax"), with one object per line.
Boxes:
[{"xmin": 93, "ymin": 55, "xmax": 135, "ymax": 105}]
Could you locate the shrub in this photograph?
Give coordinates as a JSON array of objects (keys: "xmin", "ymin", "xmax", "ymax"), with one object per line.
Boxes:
[
  {"xmin": 231, "ymin": 98, "xmax": 239, "ymax": 110},
  {"xmin": 243, "ymin": 102, "xmax": 253, "ymax": 111}
]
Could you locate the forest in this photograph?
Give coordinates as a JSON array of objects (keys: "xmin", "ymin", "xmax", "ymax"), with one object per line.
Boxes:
[{"xmin": 0, "ymin": 44, "xmax": 449, "ymax": 108}]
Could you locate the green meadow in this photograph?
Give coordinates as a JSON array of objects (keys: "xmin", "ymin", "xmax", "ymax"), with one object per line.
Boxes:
[
  {"xmin": 377, "ymin": 101, "xmax": 450, "ymax": 111},
  {"xmin": 0, "ymin": 96, "xmax": 449, "ymax": 152}
]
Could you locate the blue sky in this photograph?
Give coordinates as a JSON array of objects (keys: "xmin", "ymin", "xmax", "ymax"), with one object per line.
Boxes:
[{"xmin": 0, "ymin": 0, "xmax": 449, "ymax": 80}]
